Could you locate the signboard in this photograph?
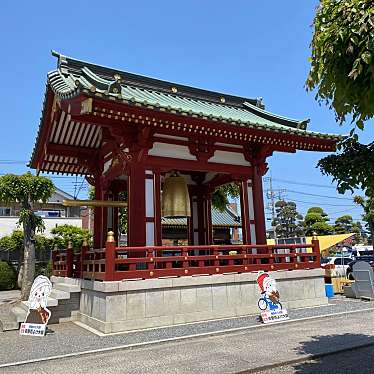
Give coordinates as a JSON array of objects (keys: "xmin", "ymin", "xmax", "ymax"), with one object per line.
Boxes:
[
  {"xmin": 20, "ymin": 275, "xmax": 52, "ymax": 337},
  {"xmin": 256, "ymin": 271, "xmax": 289, "ymax": 324},
  {"xmin": 19, "ymin": 323, "xmax": 46, "ymax": 336}
]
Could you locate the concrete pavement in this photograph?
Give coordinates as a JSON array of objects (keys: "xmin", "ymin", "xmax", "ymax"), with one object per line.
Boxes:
[
  {"xmin": 0, "ymin": 296, "xmax": 372, "ymax": 366},
  {"xmin": 1, "ymin": 305, "xmax": 374, "ymax": 373},
  {"xmin": 258, "ymin": 344, "xmax": 374, "ymax": 374}
]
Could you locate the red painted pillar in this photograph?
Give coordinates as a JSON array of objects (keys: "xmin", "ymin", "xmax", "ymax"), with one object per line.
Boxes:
[
  {"xmin": 93, "ymin": 180, "xmax": 103, "ymax": 249},
  {"xmin": 239, "ymin": 179, "xmax": 251, "ymax": 244},
  {"xmin": 252, "ymin": 165, "xmax": 266, "ymax": 245},
  {"xmin": 153, "ymin": 171, "xmax": 162, "ymax": 246},
  {"xmin": 127, "ymin": 165, "xmax": 146, "ymax": 247},
  {"xmin": 206, "ymin": 193, "xmax": 213, "ymax": 245},
  {"xmin": 187, "ymin": 191, "xmax": 194, "ymax": 245},
  {"xmin": 66, "ymin": 241, "xmax": 73, "ymax": 278},
  {"xmin": 196, "ymin": 191, "xmax": 206, "ymax": 245},
  {"xmin": 112, "ymin": 190, "xmax": 119, "ymax": 244},
  {"xmin": 101, "ymin": 191, "xmax": 109, "ymax": 248}
]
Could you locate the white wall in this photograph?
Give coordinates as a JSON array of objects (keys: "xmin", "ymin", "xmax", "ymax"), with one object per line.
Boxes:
[{"xmin": 0, "ymin": 217, "xmax": 82, "ymax": 238}]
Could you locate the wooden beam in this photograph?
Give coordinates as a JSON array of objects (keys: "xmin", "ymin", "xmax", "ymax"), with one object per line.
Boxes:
[{"xmin": 63, "ymin": 199, "xmax": 127, "ymax": 207}]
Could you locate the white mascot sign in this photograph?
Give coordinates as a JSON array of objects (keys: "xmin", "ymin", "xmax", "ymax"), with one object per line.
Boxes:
[
  {"xmin": 256, "ymin": 271, "xmax": 289, "ymax": 323},
  {"xmin": 20, "ymin": 275, "xmax": 53, "ymax": 336}
]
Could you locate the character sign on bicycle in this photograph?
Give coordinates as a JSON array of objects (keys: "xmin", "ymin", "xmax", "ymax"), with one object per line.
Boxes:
[{"xmin": 256, "ymin": 271, "xmax": 283, "ymax": 311}]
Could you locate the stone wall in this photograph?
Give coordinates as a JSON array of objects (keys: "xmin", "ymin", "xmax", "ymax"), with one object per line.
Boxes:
[{"xmin": 69, "ymin": 269, "xmax": 327, "ymax": 334}]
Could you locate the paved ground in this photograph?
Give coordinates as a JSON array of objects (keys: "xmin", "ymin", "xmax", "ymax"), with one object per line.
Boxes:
[
  {"xmin": 259, "ymin": 345, "xmax": 374, "ymax": 374},
  {"xmin": 0, "ymin": 297, "xmax": 374, "ymax": 373},
  {"xmin": 0, "ymin": 290, "xmax": 20, "ymax": 303},
  {"xmin": 0, "ymin": 296, "xmax": 373, "ymax": 366},
  {"xmin": 1, "ymin": 310, "xmax": 374, "ymax": 373}
]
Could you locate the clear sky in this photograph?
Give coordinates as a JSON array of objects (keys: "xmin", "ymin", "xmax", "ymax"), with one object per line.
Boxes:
[{"xmin": 0, "ymin": 0, "xmax": 371, "ymax": 226}]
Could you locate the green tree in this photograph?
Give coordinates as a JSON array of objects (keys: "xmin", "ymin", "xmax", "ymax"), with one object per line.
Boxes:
[
  {"xmin": 304, "ymin": 207, "xmax": 334, "ymax": 236},
  {"xmin": 352, "ymin": 221, "xmax": 365, "ymax": 243},
  {"xmin": 0, "ymin": 262, "xmax": 17, "ymax": 290},
  {"xmin": 0, "ymin": 230, "xmax": 54, "ymax": 282},
  {"xmin": 272, "ymin": 200, "xmax": 304, "ymax": 238},
  {"xmin": 318, "ymin": 139, "xmax": 374, "ymax": 197},
  {"xmin": 354, "ymin": 196, "xmax": 374, "ymax": 244},
  {"xmin": 307, "ymin": 0, "xmax": 374, "ymax": 129},
  {"xmin": 308, "ymin": 1, "xmax": 374, "ymax": 205},
  {"xmin": 212, "ymin": 184, "xmax": 240, "ymax": 212},
  {"xmin": 334, "ymin": 215, "xmax": 354, "ymax": 234},
  {"xmin": 0, "ymin": 173, "xmax": 54, "ymax": 299},
  {"xmin": 51, "ymin": 225, "xmax": 91, "ymax": 250}
]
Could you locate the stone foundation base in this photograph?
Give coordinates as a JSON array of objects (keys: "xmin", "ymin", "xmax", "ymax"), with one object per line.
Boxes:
[{"xmin": 52, "ymin": 269, "xmax": 327, "ymax": 334}]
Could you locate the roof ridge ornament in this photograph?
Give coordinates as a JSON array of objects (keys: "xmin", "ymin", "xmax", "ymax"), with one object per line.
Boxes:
[
  {"xmin": 256, "ymin": 97, "xmax": 264, "ymax": 108},
  {"xmin": 51, "ymin": 50, "xmax": 69, "ymax": 77}
]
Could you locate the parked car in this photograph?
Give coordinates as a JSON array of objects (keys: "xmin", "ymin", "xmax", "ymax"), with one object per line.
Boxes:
[
  {"xmin": 346, "ymin": 256, "xmax": 374, "ymax": 280},
  {"xmin": 321, "ymin": 257, "xmax": 353, "ymax": 277}
]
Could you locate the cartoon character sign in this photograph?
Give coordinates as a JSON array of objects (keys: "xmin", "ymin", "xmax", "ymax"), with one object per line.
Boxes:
[
  {"xmin": 256, "ymin": 271, "xmax": 289, "ymax": 324},
  {"xmin": 256, "ymin": 271, "xmax": 282, "ymax": 311},
  {"xmin": 22, "ymin": 276, "xmax": 52, "ymax": 329}
]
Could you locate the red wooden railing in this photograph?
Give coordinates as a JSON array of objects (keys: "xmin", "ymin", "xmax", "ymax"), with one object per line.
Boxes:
[{"xmin": 52, "ymin": 233, "xmax": 321, "ymax": 281}]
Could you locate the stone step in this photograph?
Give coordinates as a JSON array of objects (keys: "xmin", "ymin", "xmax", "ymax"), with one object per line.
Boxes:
[
  {"xmin": 54, "ymin": 283, "xmax": 81, "ymax": 293},
  {"xmin": 50, "ymin": 289, "xmax": 70, "ymax": 300},
  {"xmin": 17, "ymin": 296, "xmax": 58, "ymax": 311},
  {"xmin": 10, "ymin": 306, "xmax": 27, "ymax": 323},
  {"xmin": 18, "ymin": 301, "xmax": 29, "ymax": 312},
  {"xmin": 0, "ymin": 315, "xmax": 19, "ymax": 331},
  {"xmin": 51, "ymin": 276, "xmax": 82, "ymax": 287}
]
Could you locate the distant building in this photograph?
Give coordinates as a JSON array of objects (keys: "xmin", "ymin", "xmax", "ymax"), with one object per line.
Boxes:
[
  {"xmin": 161, "ymin": 204, "xmax": 241, "ymax": 245},
  {"xmin": 0, "ymin": 187, "xmax": 82, "ymax": 238}
]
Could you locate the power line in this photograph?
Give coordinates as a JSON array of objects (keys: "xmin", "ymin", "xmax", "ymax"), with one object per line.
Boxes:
[
  {"xmin": 272, "ymin": 177, "xmax": 337, "ymax": 189},
  {"xmin": 286, "ymin": 189, "xmax": 353, "ymax": 201},
  {"xmin": 286, "ymin": 197, "xmax": 355, "ymax": 207}
]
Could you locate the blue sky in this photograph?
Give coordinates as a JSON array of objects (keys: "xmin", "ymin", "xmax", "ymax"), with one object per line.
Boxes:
[{"xmin": 0, "ymin": 0, "xmax": 370, "ymax": 225}]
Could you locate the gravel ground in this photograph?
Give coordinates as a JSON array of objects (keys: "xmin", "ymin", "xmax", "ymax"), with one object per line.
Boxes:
[
  {"xmin": 0, "ymin": 296, "xmax": 373, "ymax": 366},
  {"xmin": 2, "ymin": 310, "xmax": 374, "ymax": 374}
]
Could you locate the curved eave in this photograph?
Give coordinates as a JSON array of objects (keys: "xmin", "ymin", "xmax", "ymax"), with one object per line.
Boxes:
[{"xmin": 48, "ymin": 68, "xmax": 342, "ymax": 143}]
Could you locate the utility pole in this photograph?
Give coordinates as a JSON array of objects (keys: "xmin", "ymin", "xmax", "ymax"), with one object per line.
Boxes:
[{"xmin": 264, "ymin": 176, "xmax": 286, "ymax": 239}]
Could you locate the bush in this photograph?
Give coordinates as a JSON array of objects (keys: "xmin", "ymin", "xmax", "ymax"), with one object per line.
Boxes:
[
  {"xmin": 0, "ymin": 261, "xmax": 17, "ymax": 290},
  {"xmin": 35, "ymin": 261, "xmax": 52, "ymax": 278}
]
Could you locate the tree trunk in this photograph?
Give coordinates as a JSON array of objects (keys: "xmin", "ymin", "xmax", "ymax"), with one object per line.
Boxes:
[
  {"xmin": 369, "ymin": 221, "xmax": 374, "ymax": 246},
  {"xmin": 20, "ymin": 206, "xmax": 36, "ymax": 300},
  {"xmin": 17, "ymin": 244, "xmax": 24, "ymax": 288}
]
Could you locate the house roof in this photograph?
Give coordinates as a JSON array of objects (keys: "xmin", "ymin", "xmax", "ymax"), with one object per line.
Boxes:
[{"xmin": 162, "ymin": 207, "xmax": 241, "ymax": 228}]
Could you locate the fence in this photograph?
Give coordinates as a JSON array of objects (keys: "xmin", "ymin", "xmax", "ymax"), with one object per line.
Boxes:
[{"xmin": 52, "ymin": 232, "xmax": 321, "ymax": 281}]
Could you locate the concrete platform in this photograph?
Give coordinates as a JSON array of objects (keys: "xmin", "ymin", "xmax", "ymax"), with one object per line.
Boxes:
[{"xmin": 57, "ymin": 269, "xmax": 328, "ymax": 334}]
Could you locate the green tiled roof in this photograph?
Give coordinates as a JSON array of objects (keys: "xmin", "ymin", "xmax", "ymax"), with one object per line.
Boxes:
[
  {"xmin": 162, "ymin": 207, "xmax": 241, "ymax": 227},
  {"xmin": 45, "ymin": 52, "xmax": 342, "ymax": 142}
]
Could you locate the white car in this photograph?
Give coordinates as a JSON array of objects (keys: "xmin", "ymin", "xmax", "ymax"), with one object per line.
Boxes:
[{"xmin": 321, "ymin": 257, "xmax": 352, "ymax": 277}]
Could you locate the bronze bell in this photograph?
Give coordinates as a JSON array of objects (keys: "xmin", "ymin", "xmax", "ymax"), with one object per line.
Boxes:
[{"xmin": 162, "ymin": 174, "xmax": 191, "ymax": 218}]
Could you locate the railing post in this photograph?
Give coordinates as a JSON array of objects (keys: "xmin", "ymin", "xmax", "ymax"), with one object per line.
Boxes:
[
  {"xmin": 66, "ymin": 240, "xmax": 74, "ymax": 278},
  {"xmin": 80, "ymin": 239, "xmax": 88, "ymax": 279},
  {"xmin": 147, "ymin": 248, "xmax": 155, "ymax": 271},
  {"xmin": 105, "ymin": 231, "xmax": 116, "ymax": 281},
  {"xmin": 312, "ymin": 234, "xmax": 321, "ymax": 268}
]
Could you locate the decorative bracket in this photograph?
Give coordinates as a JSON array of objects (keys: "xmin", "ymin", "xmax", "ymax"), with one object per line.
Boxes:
[{"xmin": 188, "ymin": 139, "xmax": 215, "ymax": 162}]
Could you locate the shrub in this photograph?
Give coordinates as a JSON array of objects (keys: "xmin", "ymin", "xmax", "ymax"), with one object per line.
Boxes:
[
  {"xmin": 35, "ymin": 261, "xmax": 52, "ymax": 278},
  {"xmin": 0, "ymin": 261, "xmax": 17, "ymax": 290}
]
